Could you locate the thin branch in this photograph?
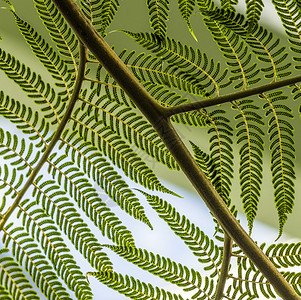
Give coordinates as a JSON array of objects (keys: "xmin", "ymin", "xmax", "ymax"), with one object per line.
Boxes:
[
  {"xmin": 50, "ymin": 1, "xmax": 301, "ymax": 299},
  {"xmin": 165, "ymin": 75, "xmax": 301, "ymax": 116},
  {"xmin": 0, "ymin": 43, "xmax": 87, "ymax": 232},
  {"xmin": 215, "ymin": 234, "xmax": 233, "ymax": 300}
]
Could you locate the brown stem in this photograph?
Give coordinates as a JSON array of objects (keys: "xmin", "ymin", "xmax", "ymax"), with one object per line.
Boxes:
[
  {"xmin": 50, "ymin": 1, "xmax": 300, "ymax": 299},
  {"xmin": 0, "ymin": 43, "xmax": 87, "ymax": 231},
  {"xmin": 215, "ymin": 234, "xmax": 232, "ymax": 300}
]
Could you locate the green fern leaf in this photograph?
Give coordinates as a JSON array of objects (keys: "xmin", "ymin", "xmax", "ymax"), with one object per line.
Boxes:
[
  {"xmin": 220, "ymin": 0, "xmax": 238, "ymax": 11},
  {"xmin": 33, "ymin": 0, "xmax": 79, "ymax": 72},
  {"xmin": 0, "ymin": 0, "xmax": 14, "ymax": 11},
  {"xmin": 80, "ymin": 0, "xmax": 120, "ymax": 37},
  {"xmin": 147, "ymin": 0, "xmax": 170, "ymax": 38},
  {"xmin": 0, "ymin": 92, "xmax": 51, "ymax": 149},
  {"xmin": 17, "ymin": 200, "xmax": 93, "ymax": 300},
  {"xmin": 196, "ymin": 0, "xmax": 216, "ymax": 11},
  {"xmin": 123, "ymin": 31, "xmax": 229, "ymax": 96},
  {"xmin": 46, "ymin": 154, "xmax": 137, "ymax": 246},
  {"xmin": 140, "ymin": 191, "xmax": 223, "ymax": 277},
  {"xmin": 261, "ymin": 91, "xmax": 295, "ymax": 236},
  {"xmin": 0, "ymin": 248, "xmax": 39, "ymax": 300},
  {"xmin": 104, "ymin": 245, "xmax": 215, "ymax": 299},
  {"xmin": 2, "ymin": 224, "xmax": 72, "ymax": 299},
  {"xmin": 245, "ymin": 0, "xmax": 264, "ymax": 32},
  {"xmin": 32, "ymin": 179, "xmax": 113, "ymax": 271},
  {"xmin": 89, "ymin": 270, "xmax": 188, "ymax": 300},
  {"xmin": 72, "ymin": 107, "xmax": 178, "ymax": 195},
  {"xmin": 233, "ymin": 99, "xmax": 265, "ymax": 231},
  {"xmin": 178, "ymin": 0, "xmax": 197, "ymax": 40},
  {"xmin": 13, "ymin": 13, "xmax": 74, "ymax": 101},
  {"xmin": 0, "ymin": 49, "xmax": 64, "ymax": 124}
]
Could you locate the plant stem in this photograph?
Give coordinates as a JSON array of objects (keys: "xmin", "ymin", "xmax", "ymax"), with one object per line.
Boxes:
[
  {"xmin": 165, "ymin": 76, "xmax": 301, "ymax": 116},
  {"xmin": 0, "ymin": 43, "xmax": 87, "ymax": 232},
  {"xmin": 50, "ymin": 1, "xmax": 301, "ymax": 298},
  {"xmin": 215, "ymin": 234, "xmax": 232, "ymax": 300}
]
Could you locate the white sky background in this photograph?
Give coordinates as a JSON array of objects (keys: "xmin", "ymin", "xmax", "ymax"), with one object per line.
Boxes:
[{"xmin": 0, "ymin": 1, "xmax": 299, "ymax": 300}]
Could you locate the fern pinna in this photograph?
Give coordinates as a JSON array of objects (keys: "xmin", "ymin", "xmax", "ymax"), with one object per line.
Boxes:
[{"xmin": 0, "ymin": 0, "xmax": 301, "ymax": 300}]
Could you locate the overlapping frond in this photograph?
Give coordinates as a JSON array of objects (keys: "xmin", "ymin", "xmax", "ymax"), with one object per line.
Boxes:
[
  {"xmin": 245, "ymin": 0, "xmax": 264, "ymax": 32},
  {"xmin": 123, "ymin": 31, "xmax": 230, "ymax": 96},
  {"xmin": 220, "ymin": 0, "xmax": 238, "ymax": 11},
  {"xmin": 33, "ymin": 0, "xmax": 79, "ymax": 72},
  {"xmin": 104, "ymin": 245, "xmax": 215, "ymax": 299},
  {"xmin": 147, "ymin": 0, "xmax": 170, "ymax": 38},
  {"xmin": 2, "ymin": 224, "xmax": 72, "ymax": 300},
  {"xmin": 46, "ymin": 153, "xmax": 137, "ymax": 245},
  {"xmin": 16, "ymin": 200, "xmax": 93, "ymax": 300},
  {"xmin": 0, "ymin": 248, "xmax": 39, "ymax": 300},
  {"xmin": 203, "ymin": 8, "xmax": 291, "ymax": 81},
  {"xmin": 80, "ymin": 0, "xmax": 120, "ymax": 37},
  {"xmin": 233, "ymin": 99, "xmax": 264, "ymax": 231},
  {"xmin": 0, "ymin": 49, "xmax": 64, "ymax": 124},
  {"xmin": 71, "ymin": 106, "xmax": 178, "ymax": 195},
  {"xmin": 13, "ymin": 13, "xmax": 73, "ymax": 101},
  {"xmin": 140, "ymin": 191, "xmax": 222, "ymax": 277},
  {"xmin": 32, "ymin": 178, "xmax": 113, "ymax": 271},
  {"xmin": 89, "ymin": 271, "xmax": 188, "ymax": 300},
  {"xmin": 0, "ymin": 92, "xmax": 50, "ymax": 149},
  {"xmin": 78, "ymin": 88, "xmax": 179, "ymax": 170},
  {"xmin": 177, "ymin": 0, "xmax": 197, "ymax": 40},
  {"xmin": 261, "ymin": 91, "xmax": 295, "ymax": 236},
  {"xmin": 196, "ymin": 109, "xmax": 234, "ymax": 204}
]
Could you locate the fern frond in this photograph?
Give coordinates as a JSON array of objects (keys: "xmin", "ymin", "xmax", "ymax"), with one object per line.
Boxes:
[
  {"xmin": 197, "ymin": 109, "xmax": 234, "ymax": 204},
  {"xmin": 147, "ymin": 0, "xmax": 170, "ymax": 38},
  {"xmin": 78, "ymin": 89, "xmax": 179, "ymax": 170},
  {"xmin": 140, "ymin": 191, "xmax": 222, "ymax": 277},
  {"xmin": 2, "ymin": 225, "xmax": 72, "ymax": 300},
  {"xmin": 13, "ymin": 13, "xmax": 73, "ymax": 101},
  {"xmin": 123, "ymin": 31, "xmax": 230, "ymax": 96},
  {"xmin": 0, "ymin": 248, "xmax": 39, "ymax": 300},
  {"xmin": 89, "ymin": 270, "xmax": 188, "ymax": 300},
  {"xmin": 105, "ymin": 245, "xmax": 215, "ymax": 299},
  {"xmin": 71, "ymin": 108, "xmax": 177, "ymax": 195},
  {"xmin": 46, "ymin": 154, "xmax": 137, "ymax": 246},
  {"xmin": 178, "ymin": 0, "xmax": 197, "ymax": 40},
  {"xmin": 196, "ymin": 0, "xmax": 216, "ymax": 11},
  {"xmin": 32, "ymin": 178, "xmax": 113, "ymax": 271},
  {"xmin": 120, "ymin": 49, "xmax": 206, "ymax": 96},
  {"xmin": 0, "ymin": 0, "xmax": 14, "ymax": 11},
  {"xmin": 204, "ymin": 8, "xmax": 291, "ymax": 81},
  {"xmin": 261, "ymin": 91, "xmax": 295, "ymax": 236},
  {"xmin": 272, "ymin": 0, "xmax": 301, "ymax": 69},
  {"xmin": 220, "ymin": 0, "xmax": 238, "ymax": 11},
  {"xmin": 0, "ymin": 49, "xmax": 64, "ymax": 124},
  {"xmin": 233, "ymin": 99, "xmax": 264, "ymax": 231},
  {"xmin": 16, "ymin": 200, "xmax": 93, "ymax": 300},
  {"xmin": 33, "ymin": 0, "xmax": 79, "ymax": 72},
  {"xmin": 0, "ymin": 92, "xmax": 50, "ymax": 149},
  {"xmin": 245, "ymin": 0, "xmax": 264, "ymax": 32},
  {"xmin": 80, "ymin": 0, "xmax": 120, "ymax": 37}
]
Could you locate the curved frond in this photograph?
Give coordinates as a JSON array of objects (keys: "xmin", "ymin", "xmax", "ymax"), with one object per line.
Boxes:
[
  {"xmin": 233, "ymin": 99, "xmax": 265, "ymax": 231},
  {"xmin": 0, "ymin": 49, "xmax": 64, "ymax": 124},
  {"xmin": 16, "ymin": 200, "xmax": 93, "ymax": 300},
  {"xmin": 2, "ymin": 225, "xmax": 72, "ymax": 300},
  {"xmin": 71, "ymin": 107, "xmax": 178, "ymax": 195},
  {"xmin": 13, "ymin": 13, "xmax": 73, "ymax": 101},
  {"xmin": 245, "ymin": 0, "xmax": 264, "ymax": 32},
  {"xmin": 46, "ymin": 153, "xmax": 137, "ymax": 246},
  {"xmin": 33, "ymin": 0, "xmax": 79, "ymax": 72},
  {"xmin": 177, "ymin": 0, "xmax": 197, "ymax": 40},
  {"xmin": 0, "ymin": 248, "xmax": 39, "ymax": 300},
  {"xmin": 105, "ymin": 245, "xmax": 215, "ymax": 299},
  {"xmin": 123, "ymin": 31, "xmax": 230, "ymax": 96},
  {"xmin": 262, "ymin": 91, "xmax": 295, "ymax": 236},
  {"xmin": 147, "ymin": 0, "xmax": 170, "ymax": 38},
  {"xmin": 220, "ymin": 0, "xmax": 238, "ymax": 11},
  {"xmin": 89, "ymin": 271, "xmax": 188, "ymax": 300},
  {"xmin": 80, "ymin": 0, "xmax": 120, "ymax": 37},
  {"xmin": 0, "ymin": 92, "xmax": 50, "ymax": 149},
  {"xmin": 140, "ymin": 191, "xmax": 223, "ymax": 277}
]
